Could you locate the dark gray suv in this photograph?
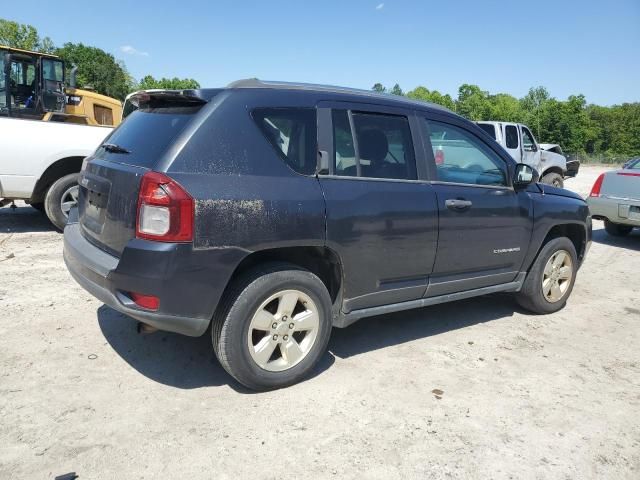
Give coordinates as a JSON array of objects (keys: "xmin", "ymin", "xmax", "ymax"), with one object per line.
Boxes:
[{"xmin": 64, "ymin": 80, "xmax": 591, "ymax": 390}]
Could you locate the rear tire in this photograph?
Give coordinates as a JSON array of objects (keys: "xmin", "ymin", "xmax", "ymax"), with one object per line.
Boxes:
[
  {"xmin": 30, "ymin": 202, "xmax": 45, "ymax": 213},
  {"xmin": 541, "ymin": 172, "xmax": 564, "ymax": 188},
  {"xmin": 44, "ymin": 173, "xmax": 79, "ymax": 231},
  {"xmin": 212, "ymin": 263, "xmax": 332, "ymax": 391},
  {"xmin": 516, "ymin": 237, "xmax": 577, "ymax": 314},
  {"xmin": 604, "ymin": 220, "xmax": 633, "ymax": 237}
]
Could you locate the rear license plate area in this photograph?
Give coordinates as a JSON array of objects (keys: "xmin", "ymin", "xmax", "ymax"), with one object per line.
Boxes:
[{"xmin": 78, "ymin": 172, "xmax": 111, "ymax": 233}]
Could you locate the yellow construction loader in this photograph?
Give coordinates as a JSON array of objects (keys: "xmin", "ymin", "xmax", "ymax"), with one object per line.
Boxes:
[{"xmin": 1, "ymin": 45, "xmax": 122, "ymax": 126}]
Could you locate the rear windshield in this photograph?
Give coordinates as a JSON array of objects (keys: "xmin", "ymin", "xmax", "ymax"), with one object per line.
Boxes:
[
  {"xmin": 94, "ymin": 105, "xmax": 202, "ymax": 168},
  {"xmin": 477, "ymin": 123, "xmax": 496, "ymax": 139}
]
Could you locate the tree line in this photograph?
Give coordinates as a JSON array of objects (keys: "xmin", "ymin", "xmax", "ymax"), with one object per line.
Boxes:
[
  {"xmin": 2, "ymin": 18, "xmax": 637, "ymax": 161},
  {"xmin": 372, "ymin": 83, "xmax": 639, "ymax": 162},
  {"xmin": 0, "ymin": 18, "xmax": 200, "ymax": 100}
]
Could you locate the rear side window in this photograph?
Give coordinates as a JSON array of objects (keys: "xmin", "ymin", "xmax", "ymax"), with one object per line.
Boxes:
[
  {"xmin": 505, "ymin": 125, "xmax": 519, "ymax": 149},
  {"xmin": 94, "ymin": 105, "xmax": 114, "ymax": 125},
  {"xmin": 333, "ymin": 110, "xmax": 416, "ymax": 180},
  {"xmin": 253, "ymin": 108, "xmax": 317, "ymax": 175},
  {"xmin": 478, "ymin": 123, "xmax": 496, "ymax": 139},
  {"xmin": 93, "ymin": 106, "xmax": 202, "ymax": 168}
]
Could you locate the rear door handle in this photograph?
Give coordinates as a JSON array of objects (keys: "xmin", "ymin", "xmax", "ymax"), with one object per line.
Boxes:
[{"xmin": 445, "ymin": 199, "xmax": 473, "ymax": 211}]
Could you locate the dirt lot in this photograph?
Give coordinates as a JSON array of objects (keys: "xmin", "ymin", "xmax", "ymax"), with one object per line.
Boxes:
[{"xmin": 1, "ymin": 165, "xmax": 638, "ymax": 479}]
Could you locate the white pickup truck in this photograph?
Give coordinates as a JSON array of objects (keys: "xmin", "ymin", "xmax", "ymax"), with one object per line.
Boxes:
[
  {"xmin": 477, "ymin": 121, "xmax": 579, "ymax": 188},
  {"xmin": 0, "ymin": 117, "xmax": 111, "ymax": 229}
]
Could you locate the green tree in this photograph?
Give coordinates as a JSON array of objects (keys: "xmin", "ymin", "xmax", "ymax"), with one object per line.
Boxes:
[
  {"xmin": 486, "ymin": 93, "xmax": 523, "ymax": 122},
  {"xmin": 406, "ymin": 86, "xmax": 455, "ymax": 110},
  {"xmin": 371, "ymin": 83, "xmax": 386, "ymax": 93},
  {"xmin": 456, "ymin": 84, "xmax": 490, "ymax": 120},
  {"xmin": 55, "ymin": 43, "xmax": 132, "ymax": 100},
  {"xmin": 0, "ymin": 18, "xmax": 55, "ymax": 52},
  {"xmin": 520, "ymin": 86, "xmax": 551, "ymax": 139},
  {"xmin": 136, "ymin": 75, "xmax": 200, "ymax": 91},
  {"xmin": 390, "ymin": 83, "xmax": 404, "ymax": 96}
]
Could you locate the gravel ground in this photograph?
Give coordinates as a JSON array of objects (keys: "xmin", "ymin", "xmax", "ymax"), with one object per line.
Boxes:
[{"xmin": 1, "ymin": 165, "xmax": 638, "ymax": 479}]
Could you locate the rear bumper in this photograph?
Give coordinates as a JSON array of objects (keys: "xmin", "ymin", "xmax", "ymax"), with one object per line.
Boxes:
[
  {"xmin": 587, "ymin": 196, "xmax": 640, "ymax": 227},
  {"xmin": 63, "ymin": 222, "xmax": 215, "ymax": 336}
]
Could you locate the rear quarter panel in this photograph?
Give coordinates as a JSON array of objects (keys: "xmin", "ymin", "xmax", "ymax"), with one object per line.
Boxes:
[{"xmin": 167, "ymin": 90, "xmax": 326, "ymax": 252}]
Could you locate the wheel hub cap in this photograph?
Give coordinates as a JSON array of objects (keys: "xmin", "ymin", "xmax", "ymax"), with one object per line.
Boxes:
[
  {"xmin": 542, "ymin": 250, "xmax": 573, "ymax": 303},
  {"xmin": 60, "ymin": 185, "xmax": 79, "ymax": 217},
  {"xmin": 247, "ymin": 289, "xmax": 320, "ymax": 372}
]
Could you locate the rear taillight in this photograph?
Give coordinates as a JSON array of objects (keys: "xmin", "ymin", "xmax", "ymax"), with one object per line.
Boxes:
[
  {"xmin": 617, "ymin": 172, "xmax": 640, "ymax": 177},
  {"xmin": 136, "ymin": 171, "xmax": 193, "ymax": 242},
  {"xmin": 589, "ymin": 173, "xmax": 605, "ymax": 197}
]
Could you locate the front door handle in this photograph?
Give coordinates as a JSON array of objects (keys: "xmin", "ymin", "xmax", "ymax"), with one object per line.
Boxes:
[{"xmin": 445, "ymin": 199, "xmax": 473, "ymax": 211}]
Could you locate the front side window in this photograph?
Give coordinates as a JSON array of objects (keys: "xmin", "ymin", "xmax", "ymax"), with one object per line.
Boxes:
[
  {"xmin": 425, "ymin": 119, "xmax": 507, "ymax": 186},
  {"xmin": 42, "ymin": 59, "xmax": 64, "ymax": 82},
  {"xmin": 521, "ymin": 127, "xmax": 536, "ymax": 151},
  {"xmin": 333, "ymin": 110, "xmax": 416, "ymax": 180},
  {"xmin": 505, "ymin": 125, "xmax": 519, "ymax": 149},
  {"xmin": 253, "ymin": 108, "xmax": 317, "ymax": 175}
]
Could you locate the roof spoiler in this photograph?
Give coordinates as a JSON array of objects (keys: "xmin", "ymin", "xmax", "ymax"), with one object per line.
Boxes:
[{"xmin": 127, "ymin": 89, "xmax": 209, "ymax": 109}]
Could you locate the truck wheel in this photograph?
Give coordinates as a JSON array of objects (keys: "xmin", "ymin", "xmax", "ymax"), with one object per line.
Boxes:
[
  {"xmin": 30, "ymin": 202, "xmax": 45, "ymax": 213},
  {"xmin": 604, "ymin": 220, "xmax": 633, "ymax": 237},
  {"xmin": 44, "ymin": 173, "xmax": 79, "ymax": 231},
  {"xmin": 212, "ymin": 263, "xmax": 333, "ymax": 391},
  {"xmin": 541, "ymin": 172, "xmax": 564, "ymax": 188},
  {"xmin": 516, "ymin": 237, "xmax": 577, "ymax": 314}
]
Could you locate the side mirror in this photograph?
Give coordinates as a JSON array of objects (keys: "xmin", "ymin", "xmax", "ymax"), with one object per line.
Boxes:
[{"xmin": 514, "ymin": 163, "xmax": 539, "ymax": 187}]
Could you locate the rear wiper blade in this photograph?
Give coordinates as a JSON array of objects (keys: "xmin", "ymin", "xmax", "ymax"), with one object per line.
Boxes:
[{"xmin": 102, "ymin": 143, "xmax": 130, "ymax": 154}]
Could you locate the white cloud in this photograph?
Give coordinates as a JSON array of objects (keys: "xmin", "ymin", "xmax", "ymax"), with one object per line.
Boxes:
[
  {"xmin": 120, "ymin": 45, "xmax": 149, "ymax": 57},
  {"xmin": 375, "ymin": 3, "xmax": 384, "ymax": 9}
]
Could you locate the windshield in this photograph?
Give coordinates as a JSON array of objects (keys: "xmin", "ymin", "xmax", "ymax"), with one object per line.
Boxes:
[{"xmin": 625, "ymin": 157, "xmax": 640, "ymax": 170}]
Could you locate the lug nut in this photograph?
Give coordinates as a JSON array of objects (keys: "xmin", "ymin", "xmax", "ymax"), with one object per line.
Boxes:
[
  {"xmin": 273, "ymin": 334, "xmax": 278, "ymax": 341},
  {"xmin": 272, "ymin": 322, "xmax": 278, "ymax": 329},
  {"xmin": 282, "ymin": 315, "xmax": 288, "ymax": 321},
  {"xmin": 289, "ymin": 323, "xmax": 294, "ymax": 329},
  {"xmin": 283, "ymin": 335, "xmax": 288, "ymax": 341}
]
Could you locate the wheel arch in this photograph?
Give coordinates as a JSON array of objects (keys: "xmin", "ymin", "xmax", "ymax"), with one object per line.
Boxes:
[
  {"xmin": 29, "ymin": 156, "xmax": 84, "ymax": 204},
  {"xmin": 527, "ymin": 223, "xmax": 587, "ymax": 271},
  {"xmin": 540, "ymin": 165, "xmax": 564, "ymax": 178},
  {"xmin": 221, "ymin": 245, "xmax": 344, "ymax": 306}
]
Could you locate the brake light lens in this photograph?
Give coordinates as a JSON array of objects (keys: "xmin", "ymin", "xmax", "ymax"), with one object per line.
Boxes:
[
  {"xmin": 136, "ymin": 171, "xmax": 193, "ymax": 242},
  {"xmin": 589, "ymin": 173, "xmax": 605, "ymax": 197},
  {"xmin": 617, "ymin": 172, "xmax": 640, "ymax": 177}
]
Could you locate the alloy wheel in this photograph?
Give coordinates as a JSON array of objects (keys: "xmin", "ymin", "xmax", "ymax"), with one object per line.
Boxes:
[
  {"xmin": 542, "ymin": 250, "xmax": 573, "ymax": 303},
  {"xmin": 247, "ymin": 289, "xmax": 320, "ymax": 372},
  {"xmin": 60, "ymin": 185, "xmax": 79, "ymax": 217}
]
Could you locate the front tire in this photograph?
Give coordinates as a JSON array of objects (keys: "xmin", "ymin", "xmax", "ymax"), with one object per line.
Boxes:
[
  {"xmin": 212, "ymin": 263, "xmax": 333, "ymax": 391},
  {"xmin": 604, "ymin": 220, "xmax": 633, "ymax": 237},
  {"xmin": 541, "ymin": 172, "xmax": 564, "ymax": 188},
  {"xmin": 516, "ymin": 237, "xmax": 577, "ymax": 314},
  {"xmin": 44, "ymin": 173, "xmax": 79, "ymax": 231}
]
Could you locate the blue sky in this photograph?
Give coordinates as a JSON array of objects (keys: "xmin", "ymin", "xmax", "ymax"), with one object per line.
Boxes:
[{"xmin": 5, "ymin": 0, "xmax": 639, "ymax": 105}]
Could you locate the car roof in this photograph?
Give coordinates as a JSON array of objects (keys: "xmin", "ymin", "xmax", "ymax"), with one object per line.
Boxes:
[{"xmin": 224, "ymin": 79, "xmax": 452, "ymax": 113}]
